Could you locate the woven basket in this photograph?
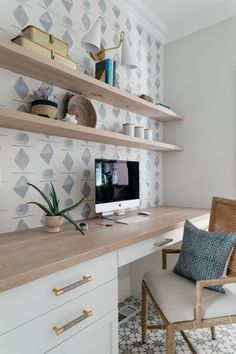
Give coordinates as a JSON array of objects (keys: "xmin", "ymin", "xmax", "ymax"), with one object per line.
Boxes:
[
  {"xmin": 31, "ymin": 100, "xmax": 57, "ymax": 119},
  {"xmin": 68, "ymin": 95, "xmax": 97, "ymax": 127}
]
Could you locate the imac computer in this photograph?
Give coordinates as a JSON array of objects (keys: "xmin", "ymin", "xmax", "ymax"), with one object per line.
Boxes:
[{"xmin": 95, "ymin": 158, "xmax": 140, "ymax": 220}]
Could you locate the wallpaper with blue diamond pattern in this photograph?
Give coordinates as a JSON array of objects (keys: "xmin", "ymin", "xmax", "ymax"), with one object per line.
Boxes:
[{"xmin": 0, "ymin": 0, "xmax": 163, "ymax": 233}]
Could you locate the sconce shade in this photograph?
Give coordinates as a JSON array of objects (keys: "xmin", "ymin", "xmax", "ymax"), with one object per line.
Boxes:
[
  {"xmin": 81, "ymin": 17, "xmax": 101, "ymax": 53},
  {"xmin": 121, "ymin": 35, "xmax": 137, "ymax": 69}
]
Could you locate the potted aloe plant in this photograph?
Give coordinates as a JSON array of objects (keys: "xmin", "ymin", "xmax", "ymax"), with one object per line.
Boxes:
[{"xmin": 27, "ymin": 182, "xmax": 85, "ymax": 234}]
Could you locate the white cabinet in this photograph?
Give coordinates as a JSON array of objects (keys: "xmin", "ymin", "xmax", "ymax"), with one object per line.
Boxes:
[
  {"xmin": 0, "ymin": 252, "xmax": 118, "ymax": 354},
  {"xmin": 118, "ymin": 217, "xmax": 209, "ymax": 266},
  {"xmin": 0, "ymin": 251, "xmax": 117, "ymax": 336},
  {"xmin": 46, "ymin": 310, "xmax": 118, "ymax": 354}
]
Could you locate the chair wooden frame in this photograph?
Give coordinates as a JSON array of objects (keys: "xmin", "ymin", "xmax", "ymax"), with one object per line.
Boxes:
[{"xmin": 141, "ymin": 197, "xmax": 236, "ymax": 354}]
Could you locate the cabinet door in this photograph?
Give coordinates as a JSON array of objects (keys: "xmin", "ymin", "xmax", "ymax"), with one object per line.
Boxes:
[{"xmin": 46, "ymin": 310, "xmax": 118, "ymax": 354}]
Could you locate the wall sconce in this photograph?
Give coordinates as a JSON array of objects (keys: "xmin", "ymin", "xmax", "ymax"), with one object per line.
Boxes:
[{"xmin": 82, "ymin": 17, "xmax": 137, "ymax": 69}]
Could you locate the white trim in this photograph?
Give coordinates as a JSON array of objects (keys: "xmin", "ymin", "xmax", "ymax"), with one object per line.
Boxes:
[
  {"xmin": 166, "ymin": 0, "xmax": 236, "ymax": 43},
  {"xmin": 112, "ymin": 0, "xmax": 236, "ymax": 44},
  {"xmin": 118, "ymin": 275, "xmax": 131, "ymax": 302},
  {"xmin": 111, "ymin": 0, "xmax": 167, "ymax": 43}
]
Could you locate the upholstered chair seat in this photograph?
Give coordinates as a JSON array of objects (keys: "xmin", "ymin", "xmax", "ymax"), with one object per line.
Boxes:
[{"xmin": 144, "ymin": 269, "xmax": 236, "ymax": 323}]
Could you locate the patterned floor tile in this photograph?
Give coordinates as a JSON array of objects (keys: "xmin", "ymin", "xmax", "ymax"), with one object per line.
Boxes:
[{"xmin": 119, "ymin": 297, "xmax": 236, "ymax": 353}]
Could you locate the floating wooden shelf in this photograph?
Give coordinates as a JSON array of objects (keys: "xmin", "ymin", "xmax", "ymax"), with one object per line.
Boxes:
[
  {"xmin": 0, "ymin": 40, "xmax": 183, "ymax": 122},
  {"xmin": 0, "ymin": 109, "xmax": 183, "ymax": 152}
]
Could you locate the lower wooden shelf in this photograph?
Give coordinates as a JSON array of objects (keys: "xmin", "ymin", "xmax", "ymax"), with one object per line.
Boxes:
[{"xmin": 0, "ymin": 109, "xmax": 183, "ymax": 152}]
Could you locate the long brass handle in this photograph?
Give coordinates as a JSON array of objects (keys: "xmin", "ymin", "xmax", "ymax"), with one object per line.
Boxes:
[
  {"xmin": 53, "ymin": 275, "xmax": 93, "ymax": 296},
  {"xmin": 49, "ymin": 34, "xmax": 54, "ymax": 44},
  {"xmin": 154, "ymin": 238, "xmax": 173, "ymax": 247},
  {"xmin": 53, "ymin": 309, "xmax": 93, "ymax": 336}
]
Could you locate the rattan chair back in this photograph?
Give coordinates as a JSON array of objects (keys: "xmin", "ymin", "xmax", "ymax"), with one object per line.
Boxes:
[{"xmin": 209, "ymin": 197, "xmax": 236, "ymax": 276}]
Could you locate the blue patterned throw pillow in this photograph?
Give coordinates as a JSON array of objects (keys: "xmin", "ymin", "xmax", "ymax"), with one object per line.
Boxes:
[{"xmin": 173, "ymin": 220, "xmax": 236, "ymax": 293}]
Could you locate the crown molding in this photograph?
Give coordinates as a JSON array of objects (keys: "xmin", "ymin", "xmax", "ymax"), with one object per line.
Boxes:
[
  {"xmin": 112, "ymin": 0, "xmax": 236, "ymax": 44},
  {"xmin": 112, "ymin": 0, "xmax": 168, "ymax": 43},
  {"xmin": 166, "ymin": 0, "xmax": 236, "ymax": 43}
]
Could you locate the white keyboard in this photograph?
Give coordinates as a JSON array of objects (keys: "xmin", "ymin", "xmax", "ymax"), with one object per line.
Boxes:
[{"xmin": 115, "ymin": 215, "xmax": 149, "ymax": 225}]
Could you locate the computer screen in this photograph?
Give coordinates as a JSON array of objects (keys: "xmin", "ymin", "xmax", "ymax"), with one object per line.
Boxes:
[{"xmin": 95, "ymin": 159, "xmax": 139, "ymax": 214}]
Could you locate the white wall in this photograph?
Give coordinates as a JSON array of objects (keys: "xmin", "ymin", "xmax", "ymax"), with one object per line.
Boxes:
[{"xmin": 163, "ymin": 17, "xmax": 236, "ymax": 208}]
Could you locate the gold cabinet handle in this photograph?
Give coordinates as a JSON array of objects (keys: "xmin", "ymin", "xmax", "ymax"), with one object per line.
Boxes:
[
  {"xmin": 154, "ymin": 238, "xmax": 173, "ymax": 247},
  {"xmin": 53, "ymin": 309, "xmax": 93, "ymax": 336},
  {"xmin": 53, "ymin": 275, "xmax": 93, "ymax": 296},
  {"xmin": 49, "ymin": 34, "xmax": 54, "ymax": 44},
  {"xmin": 51, "ymin": 50, "xmax": 55, "ymax": 59}
]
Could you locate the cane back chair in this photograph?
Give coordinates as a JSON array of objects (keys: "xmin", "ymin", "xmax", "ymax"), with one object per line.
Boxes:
[{"xmin": 141, "ymin": 197, "xmax": 236, "ymax": 353}]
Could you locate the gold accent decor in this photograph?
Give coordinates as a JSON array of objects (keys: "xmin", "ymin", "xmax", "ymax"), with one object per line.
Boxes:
[
  {"xmin": 49, "ymin": 34, "xmax": 54, "ymax": 44},
  {"xmin": 53, "ymin": 309, "xmax": 93, "ymax": 336},
  {"xmin": 22, "ymin": 25, "xmax": 68, "ymax": 57},
  {"xmin": 53, "ymin": 275, "xmax": 93, "ymax": 296},
  {"xmin": 90, "ymin": 31, "xmax": 125, "ymax": 62},
  {"xmin": 53, "ymin": 326, "xmax": 64, "ymax": 336},
  {"xmin": 153, "ymin": 238, "xmax": 173, "ymax": 247},
  {"xmin": 90, "ymin": 43, "xmax": 105, "ymax": 62},
  {"xmin": 11, "ymin": 36, "xmax": 76, "ymax": 70},
  {"xmin": 83, "ymin": 275, "xmax": 93, "ymax": 282}
]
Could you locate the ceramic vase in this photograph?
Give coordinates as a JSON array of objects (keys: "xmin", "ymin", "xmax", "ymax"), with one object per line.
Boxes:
[{"xmin": 45, "ymin": 215, "xmax": 63, "ymax": 233}]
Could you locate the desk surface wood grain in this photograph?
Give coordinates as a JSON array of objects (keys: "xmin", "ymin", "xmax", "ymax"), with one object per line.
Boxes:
[{"xmin": 0, "ymin": 206, "xmax": 209, "ymax": 292}]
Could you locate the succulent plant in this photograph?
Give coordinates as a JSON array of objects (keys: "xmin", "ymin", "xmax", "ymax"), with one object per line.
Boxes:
[
  {"xmin": 30, "ymin": 86, "xmax": 56, "ymax": 101},
  {"xmin": 27, "ymin": 182, "xmax": 85, "ymax": 234}
]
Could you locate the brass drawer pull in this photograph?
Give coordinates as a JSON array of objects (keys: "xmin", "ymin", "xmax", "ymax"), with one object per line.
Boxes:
[
  {"xmin": 154, "ymin": 238, "xmax": 173, "ymax": 247},
  {"xmin": 51, "ymin": 50, "xmax": 55, "ymax": 60},
  {"xmin": 49, "ymin": 34, "xmax": 54, "ymax": 44},
  {"xmin": 53, "ymin": 275, "xmax": 93, "ymax": 296},
  {"xmin": 53, "ymin": 309, "xmax": 93, "ymax": 336}
]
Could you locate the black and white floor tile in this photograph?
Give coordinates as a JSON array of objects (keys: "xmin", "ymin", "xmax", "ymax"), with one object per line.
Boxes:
[{"xmin": 119, "ymin": 297, "xmax": 236, "ymax": 353}]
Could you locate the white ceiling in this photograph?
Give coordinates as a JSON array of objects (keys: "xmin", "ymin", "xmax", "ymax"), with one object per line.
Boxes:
[
  {"xmin": 127, "ymin": 0, "xmax": 236, "ymax": 43},
  {"xmin": 143, "ymin": 0, "xmax": 228, "ymax": 27}
]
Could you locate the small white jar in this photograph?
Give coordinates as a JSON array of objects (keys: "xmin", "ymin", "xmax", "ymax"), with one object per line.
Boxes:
[
  {"xmin": 134, "ymin": 126, "xmax": 144, "ymax": 139},
  {"xmin": 144, "ymin": 128, "xmax": 153, "ymax": 140},
  {"xmin": 123, "ymin": 123, "xmax": 134, "ymax": 137}
]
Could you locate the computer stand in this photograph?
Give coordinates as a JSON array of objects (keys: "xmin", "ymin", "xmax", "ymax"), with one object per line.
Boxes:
[{"xmin": 101, "ymin": 211, "xmax": 126, "ymax": 221}]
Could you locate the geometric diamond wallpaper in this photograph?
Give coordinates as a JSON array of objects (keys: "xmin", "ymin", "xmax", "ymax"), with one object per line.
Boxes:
[{"xmin": 0, "ymin": 0, "xmax": 163, "ymax": 233}]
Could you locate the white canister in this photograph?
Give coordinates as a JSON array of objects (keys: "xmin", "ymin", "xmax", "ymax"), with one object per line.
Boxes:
[
  {"xmin": 134, "ymin": 126, "xmax": 144, "ymax": 139},
  {"xmin": 144, "ymin": 128, "xmax": 153, "ymax": 140},
  {"xmin": 122, "ymin": 123, "xmax": 134, "ymax": 137}
]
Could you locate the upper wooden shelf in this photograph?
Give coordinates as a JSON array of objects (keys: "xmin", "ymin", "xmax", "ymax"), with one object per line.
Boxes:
[
  {"xmin": 0, "ymin": 40, "xmax": 183, "ymax": 122},
  {"xmin": 0, "ymin": 109, "xmax": 183, "ymax": 152}
]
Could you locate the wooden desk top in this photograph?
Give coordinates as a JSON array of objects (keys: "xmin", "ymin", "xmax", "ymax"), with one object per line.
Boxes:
[{"xmin": 0, "ymin": 206, "xmax": 209, "ymax": 292}]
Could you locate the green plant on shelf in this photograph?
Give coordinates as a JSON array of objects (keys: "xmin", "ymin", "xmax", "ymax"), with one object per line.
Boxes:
[
  {"xmin": 30, "ymin": 86, "xmax": 56, "ymax": 101},
  {"xmin": 27, "ymin": 182, "xmax": 85, "ymax": 235}
]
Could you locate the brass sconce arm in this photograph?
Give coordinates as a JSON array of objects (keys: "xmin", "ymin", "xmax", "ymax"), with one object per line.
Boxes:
[{"xmin": 90, "ymin": 31, "xmax": 125, "ymax": 62}]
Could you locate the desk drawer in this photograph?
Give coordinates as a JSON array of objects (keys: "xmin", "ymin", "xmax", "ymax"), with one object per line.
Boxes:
[
  {"xmin": 46, "ymin": 310, "xmax": 118, "ymax": 354},
  {"xmin": 0, "ymin": 279, "xmax": 117, "ymax": 354},
  {"xmin": 118, "ymin": 218, "xmax": 209, "ymax": 267},
  {"xmin": 0, "ymin": 251, "xmax": 117, "ymax": 335}
]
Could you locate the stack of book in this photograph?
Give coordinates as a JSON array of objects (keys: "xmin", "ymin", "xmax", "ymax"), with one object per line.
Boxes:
[{"xmin": 95, "ymin": 59, "xmax": 116, "ymax": 86}]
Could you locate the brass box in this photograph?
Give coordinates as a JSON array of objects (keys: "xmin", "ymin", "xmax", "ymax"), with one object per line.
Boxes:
[
  {"xmin": 11, "ymin": 36, "xmax": 76, "ymax": 70},
  {"xmin": 22, "ymin": 25, "xmax": 68, "ymax": 57}
]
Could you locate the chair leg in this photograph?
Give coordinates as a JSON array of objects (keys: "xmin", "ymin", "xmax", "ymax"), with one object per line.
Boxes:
[
  {"xmin": 141, "ymin": 281, "xmax": 148, "ymax": 344},
  {"xmin": 166, "ymin": 327, "xmax": 175, "ymax": 354},
  {"xmin": 211, "ymin": 326, "xmax": 216, "ymax": 340}
]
